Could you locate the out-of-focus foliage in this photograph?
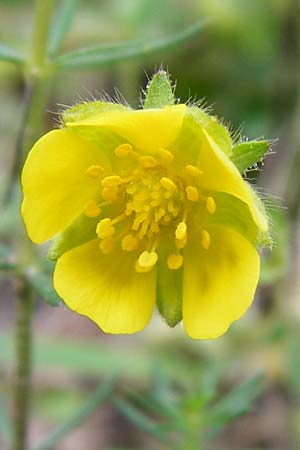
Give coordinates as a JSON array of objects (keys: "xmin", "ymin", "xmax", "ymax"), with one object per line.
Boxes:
[{"xmin": 1, "ymin": 0, "xmax": 300, "ymax": 449}]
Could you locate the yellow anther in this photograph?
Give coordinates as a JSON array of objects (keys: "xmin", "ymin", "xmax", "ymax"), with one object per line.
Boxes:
[
  {"xmin": 159, "ymin": 148, "xmax": 174, "ymax": 163},
  {"xmin": 138, "ymin": 251, "xmax": 158, "ymax": 269},
  {"xmin": 114, "ymin": 143, "xmax": 133, "ymax": 158},
  {"xmin": 101, "ymin": 175, "xmax": 123, "ymax": 188},
  {"xmin": 99, "ymin": 237, "xmax": 116, "ymax": 254},
  {"xmin": 135, "ymin": 261, "xmax": 151, "ymax": 273},
  {"xmin": 206, "ymin": 196, "xmax": 216, "ymax": 214},
  {"xmin": 85, "ymin": 165, "xmax": 104, "ymax": 179},
  {"xmin": 185, "ymin": 165, "xmax": 203, "ymax": 177},
  {"xmin": 121, "ymin": 234, "xmax": 139, "ymax": 252},
  {"xmin": 167, "ymin": 254, "xmax": 183, "ymax": 270},
  {"xmin": 175, "ymin": 235, "xmax": 187, "ymax": 249},
  {"xmin": 139, "ymin": 155, "xmax": 158, "ymax": 168},
  {"xmin": 101, "ymin": 186, "xmax": 119, "ymax": 202},
  {"xmin": 175, "ymin": 221, "xmax": 187, "ymax": 240},
  {"xmin": 160, "ymin": 177, "xmax": 176, "ymax": 192},
  {"xmin": 201, "ymin": 230, "xmax": 211, "ymax": 250},
  {"xmin": 161, "ymin": 214, "xmax": 171, "ymax": 225},
  {"xmin": 96, "ymin": 218, "xmax": 115, "ymax": 239},
  {"xmin": 186, "ymin": 186, "xmax": 199, "ymax": 202},
  {"xmin": 83, "ymin": 200, "xmax": 102, "ymax": 218}
]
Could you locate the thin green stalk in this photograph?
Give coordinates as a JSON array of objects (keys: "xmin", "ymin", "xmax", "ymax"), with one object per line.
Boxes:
[
  {"xmin": 11, "ymin": 1, "xmax": 55, "ymax": 449},
  {"xmin": 12, "ymin": 279, "xmax": 34, "ymax": 450}
]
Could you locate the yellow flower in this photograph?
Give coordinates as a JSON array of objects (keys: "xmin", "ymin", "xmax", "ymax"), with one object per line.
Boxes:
[{"xmin": 21, "ymin": 74, "xmax": 270, "ymax": 339}]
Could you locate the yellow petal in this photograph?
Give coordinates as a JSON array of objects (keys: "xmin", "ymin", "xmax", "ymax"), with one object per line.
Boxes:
[
  {"xmin": 197, "ymin": 129, "xmax": 268, "ymax": 232},
  {"xmin": 183, "ymin": 225, "xmax": 260, "ymax": 339},
  {"xmin": 54, "ymin": 240, "xmax": 156, "ymax": 334},
  {"xmin": 21, "ymin": 128, "xmax": 110, "ymax": 244},
  {"xmin": 66, "ymin": 104, "xmax": 186, "ymax": 152}
]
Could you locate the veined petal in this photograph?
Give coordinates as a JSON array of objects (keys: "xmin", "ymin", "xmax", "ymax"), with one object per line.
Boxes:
[
  {"xmin": 66, "ymin": 104, "xmax": 186, "ymax": 152},
  {"xmin": 21, "ymin": 128, "xmax": 111, "ymax": 244},
  {"xmin": 197, "ymin": 129, "xmax": 268, "ymax": 232},
  {"xmin": 183, "ymin": 225, "xmax": 260, "ymax": 339},
  {"xmin": 54, "ymin": 240, "xmax": 156, "ymax": 334}
]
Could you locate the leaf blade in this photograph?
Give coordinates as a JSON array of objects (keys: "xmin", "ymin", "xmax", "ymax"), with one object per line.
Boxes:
[
  {"xmin": 53, "ymin": 20, "xmax": 206, "ymax": 69},
  {"xmin": 0, "ymin": 44, "xmax": 25, "ymax": 64},
  {"xmin": 48, "ymin": 0, "xmax": 79, "ymax": 55}
]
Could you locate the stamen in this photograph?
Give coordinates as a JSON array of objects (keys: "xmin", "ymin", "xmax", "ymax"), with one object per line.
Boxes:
[
  {"xmin": 185, "ymin": 165, "xmax": 203, "ymax": 177},
  {"xmin": 83, "ymin": 200, "xmax": 102, "ymax": 218},
  {"xmin": 167, "ymin": 254, "xmax": 183, "ymax": 270},
  {"xmin": 138, "ymin": 251, "xmax": 158, "ymax": 269},
  {"xmin": 114, "ymin": 143, "xmax": 133, "ymax": 158},
  {"xmin": 201, "ymin": 230, "xmax": 211, "ymax": 250},
  {"xmin": 96, "ymin": 218, "xmax": 115, "ymax": 239},
  {"xmin": 111, "ymin": 214, "xmax": 126, "ymax": 225},
  {"xmin": 139, "ymin": 155, "xmax": 158, "ymax": 168},
  {"xmin": 206, "ymin": 196, "xmax": 216, "ymax": 214},
  {"xmin": 175, "ymin": 235, "xmax": 187, "ymax": 249},
  {"xmin": 101, "ymin": 175, "xmax": 123, "ymax": 188},
  {"xmin": 99, "ymin": 237, "xmax": 116, "ymax": 254},
  {"xmin": 121, "ymin": 234, "xmax": 139, "ymax": 252},
  {"xmin": 175, "ymin": 221, "xmax": 187, "ymax": 240},
  {"xmin": 158, "ymin": 148, "xmax": 174, "ymax": 163},
  {"xmin": 101, "ymin": 186, "xmax": 119, "ymax": 202},
  {"xmin": 85, "ymin": 165, "xmax": 104, "ymax": 179},
  {"xmin": 160, "ymin": 177, "xmax": 177, "ymax": 193},
  {"xmin": 186, "ymin": 186, "xmax": 199, "ymax": 202}
]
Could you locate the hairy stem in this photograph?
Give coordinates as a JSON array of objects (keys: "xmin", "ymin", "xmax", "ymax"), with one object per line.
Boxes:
[
  {"xmin": 11, "ymin": 1, "xmax": 55, "ymax": 449},
  {"xmin": 12, "ymin": 280, "xmax": 34, "ymax": 450}
]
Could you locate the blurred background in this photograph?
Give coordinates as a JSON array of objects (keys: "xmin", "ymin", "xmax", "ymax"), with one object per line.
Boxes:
[{"xmin": 0, "ymin": 1, "xmax": 300, "ymax": 449}]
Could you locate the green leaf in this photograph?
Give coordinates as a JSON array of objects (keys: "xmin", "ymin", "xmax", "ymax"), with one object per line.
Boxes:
[
  {"xmin": 287, "ymin": 329, "xmax": 300, "ymax": 396},
  {"xmin": 25, "ymin": 266, "xmax": 62, "ymax": 307},
  {"xmin": 48, "ymin": 0, "xmax": 79, "ymax": 55},
  {"xmin": 62, "ymin": 101, "xmax": 130, "ymax": 124},
  {"xmin": 35, "ymin": 378, "xmax": 114, "ymax": 450},
  {"xmin": 205, "ymin": 374, "xmax": 264, "ymax": 438},
  {"xmin": 230, "ymin": 140, "xmax": 270, "ymax": 172},
  {"xmin": 0, "ymin": 395, "xmax": 12, "ymax": 445},
  {"xmin": 144, "ymin": 70, "xmax": 175, "ymax": 109},
  {"xmin": 0, "ymin": 44, "xmax": 25, "ymax": 64},
  {"xmin": 112, "ymin": 397, "xmax": 167, "ymax": 443},
  {"xmin": 53, "ymin": 20, "xmax": 206, "ymax": 69},
  {"xmin": 0, "ymin": 243, "xmax": 15, "ymax": 271},
  {"xmin": 190, "ymin": 107, "xmax": 232, "ymax": 156}
]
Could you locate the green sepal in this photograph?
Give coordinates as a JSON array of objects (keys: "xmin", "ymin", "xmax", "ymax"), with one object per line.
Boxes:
[
  {"xmin": 189, "ymin": 106, "xmax": 232, "ymax": 156},
  {"xmin": 48, "ymin": 213, "xmax": 99, "ymax": 261},
  {"xmin": 144, "ymin": 70, "xmax": 175, "ymax": 109},
  {"xmin": 156, "ymin": 240, "xmax": 182, "ymax": 327},
  {"xmin": 205, "ymin": 191, "xmax": 271, "ymax": 248},
  {"xmin": 62, "ymin": 101, "xmax": 130, "ymax": 125},
  {"xmin": 230, "ymin": 140, "xmax": 270, "ymax": 173}
]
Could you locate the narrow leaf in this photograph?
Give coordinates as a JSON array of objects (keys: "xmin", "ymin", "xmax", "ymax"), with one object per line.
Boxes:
[
  {"xmin": 205, "ymin": 374, "xmax": 264, "ymax": 438},
  {"xmin": 112, "ymin": 396, "xmax": 167, "ymax": 443},
  {"xmin": 54, "ymin": 20, "xmax": 206, "ymax": 69},
  {"xmin": 0, "ymin": 243, "xmax": 15, "ymax": 271},
  {"xmin": 35, "ymin": 378, "xmax": 114, "ymax": 450},
  {"xmin": 48, "ymin": 0, "xmax": 79, "ymax": 55},
  {"xmin": 0, "ymin": 395, "xmax": 12, "ymax": 445},
  {"xmin": 230, "ymin": 140, "xmax": 270, "ymax": 173},
  {"xmin": 144, "ymin": 70, "xmax": 174, "ymax": 109},
  {"xmin": 0, "ymin": 44, "xmax": 25, "ymax": 64},
  {"xmin": 25, "ymin": 267, "xmax": 62, "ymax": 307}
]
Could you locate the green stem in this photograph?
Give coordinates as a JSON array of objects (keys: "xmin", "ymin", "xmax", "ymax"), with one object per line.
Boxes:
[
  {"xmin": 11, "ymin": 1, "xmax": 55, "ymax": 449},
  {"xmin": 12, "ymin": 279, "xmax": 34, "ymax": 450}
]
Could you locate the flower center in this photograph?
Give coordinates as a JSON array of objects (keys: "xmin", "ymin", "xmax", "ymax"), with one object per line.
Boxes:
[{"xmin": 84, "ymin": 143, "xmax": 216, "ymax": 272}]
